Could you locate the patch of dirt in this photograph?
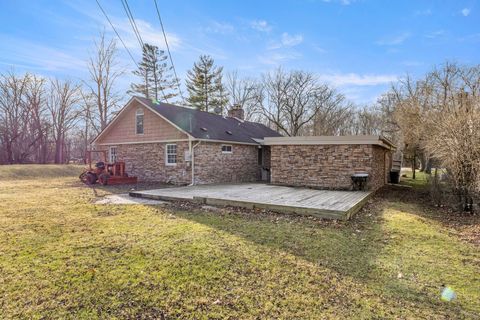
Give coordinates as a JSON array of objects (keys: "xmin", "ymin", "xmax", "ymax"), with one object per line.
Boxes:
[
  {"xmin": 81, "ymin": 181, "xmax": 177, "ymax": 195},
  {"xmin": 162, "ymin": 199, "xmax": 347, "ymax": 228},
  {"xmin": 94, "ymin": 194, "xmax": 166, "ymax": 205}
]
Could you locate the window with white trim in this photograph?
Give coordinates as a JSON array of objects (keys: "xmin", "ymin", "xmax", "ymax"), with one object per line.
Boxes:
[
  {"xmin": 166, "ymin": 144, "xmax": 177, "ymax": 165},
  {"xmin": 221, "ymin": 145, "xmax": 232, "ymax": 153},
  {"xmin": 109, "ymin": 146, "xmax": 117, "ymax": 163},
  {"xmin": 136, "ymin": 108, "xmax": 144, "ymax": 134}
]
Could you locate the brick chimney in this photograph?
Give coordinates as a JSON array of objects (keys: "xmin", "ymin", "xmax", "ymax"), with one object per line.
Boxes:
[{"xmin": 227, "ymin": 104, "xmax": 244, "ymax": 120}]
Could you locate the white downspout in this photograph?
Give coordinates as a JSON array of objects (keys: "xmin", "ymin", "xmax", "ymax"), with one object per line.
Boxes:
[{"xmin": 190, "ymin": 140, "xmax": 201, "ymax": 186}]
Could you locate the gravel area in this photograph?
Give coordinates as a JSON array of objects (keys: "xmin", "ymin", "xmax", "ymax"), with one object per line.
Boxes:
[{"xmin": 95, "ymin": 194, "xmax": 166, "ymax": 205}]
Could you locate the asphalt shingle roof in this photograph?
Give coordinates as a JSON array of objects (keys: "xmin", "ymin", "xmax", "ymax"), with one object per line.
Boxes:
[{"xmin": 136, "ymin": 96, "xmax": 282, "ymax": 144}]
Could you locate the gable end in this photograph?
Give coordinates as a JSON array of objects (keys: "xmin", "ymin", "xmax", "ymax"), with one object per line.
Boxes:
[{"xmin": 93, "ymin": 97, "xmax": 191, "ymax": 145}]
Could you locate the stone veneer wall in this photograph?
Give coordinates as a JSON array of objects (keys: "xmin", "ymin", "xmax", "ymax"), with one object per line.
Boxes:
[
  {"xmin": 97, "ymin": 141, "xmax": 261, "ymax": 185},
  {"xmin": 384, "ymin": 149, "xmax": 392, "ymax": 182},
  {"xmin": 193, "ymin": 142, "xmax": 260, "ymax": 184},
  {"xmin": 270, "ymin": 144, "xmax": 389, "ymax": 191},
  {"xmin": 99, "ymin": 142, "xmax": 191, "ymax": 184},
  {"xmin": 369, "ymin": 145, "xmax": 389, "ymax": 190}
]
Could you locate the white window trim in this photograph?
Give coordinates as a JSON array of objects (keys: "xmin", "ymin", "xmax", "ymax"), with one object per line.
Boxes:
[
  {"xmin": 135, "ymin": 108, "xmax": 144, "ymax": 135},
  {"xmin": 109, "ymin": 146, "xmax": 117, "ymax": 163},
  {"xmin": 221, "ymin": 144, "xmax": 233, "ymax": 154},
  {"xmin": 165, "ymin": 143, "xmax": 177, "ymax": 166}
]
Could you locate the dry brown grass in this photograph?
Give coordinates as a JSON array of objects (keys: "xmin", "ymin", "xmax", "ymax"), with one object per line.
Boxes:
[{"xmin": 0, "ymin": 165, "xmax": 479, "ymax": 319}]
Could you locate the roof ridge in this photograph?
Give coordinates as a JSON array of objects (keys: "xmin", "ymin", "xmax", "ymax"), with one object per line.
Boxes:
[
  {"xmin": 134, "ymin": 95, "xmax": 282, "ymax": 144},
  {"xmin": 135, "ymin": 96, "xmax": 227, "ymax": 118},
  {"xmin": 135, "ymin": 96, "xmax": 266, "ymax": 123}
]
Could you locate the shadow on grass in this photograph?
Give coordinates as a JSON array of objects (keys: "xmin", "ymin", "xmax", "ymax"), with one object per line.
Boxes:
[
  {"xmin": 82, "ymin": 178, "xmax": 477, "ymax": 316},
  {"xmin": 143, "ymin": 198, "xmax": 378, "ymax": 273},
  {"xmin": 136, "ymin": 184, "xmax": 479, "ymax": 317},
  {"xmin": 86, "ymin": 181, "xmax": 386, "ymax": 281},
  {"xmin": 379, "ymin": 183, "xmax": 480, "ymax": 229}
]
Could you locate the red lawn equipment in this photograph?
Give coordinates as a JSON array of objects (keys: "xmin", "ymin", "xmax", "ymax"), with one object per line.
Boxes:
[{"xmin": 79, "ymin": 150, "xmax": 137, "ymax": 186}]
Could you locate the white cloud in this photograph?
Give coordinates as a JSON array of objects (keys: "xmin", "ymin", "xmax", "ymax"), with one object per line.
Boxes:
[
  {"xmin": 322, "ymin": 0, "xmax": 356, "ymax": 5},
  {"xmin": 0, "ymin": 34, "xmax": 86, "ymax": 73},
  {"xmin": 425, "ymin": 30, "xmax": 447, "ymax": 39},
  {"xmin": 461, "ymin": 8, "xmax": 471, "ymax": 16},
  {"xmin": 268, "ymin": 32, "xmax": 304, "ymax": 49},
  {"xmin": 318, "ymin": 73, "xmax": 398, "ymax": 86},
  {"xmin": 376, "ymin": 32, "xmax": 410, "ymax": 46},
  {"xmin": 313, "ymin": 44, "xmax": 327, "ymax": 54},
  {"xmin": 402, "ymin": 60, "xmax": 424, "ymax": 67},
  {"xmin": 250, "ymin": 20, "xmax": 272, "ymax": 32},
  {"xmin": 258, "ymin": 52, "xmax": 302, "ymax": 65},
  {"xmin": 204, "ymin": 21, "xmax": 235, "ymax": 34},
  {"xmin": 281, "ymin": 33, "xmax": 303, "ymax": 46},
  {"xmin": 64, "ymin": 2, "xmax": 182, "ymax": 52},
  {"xmin": 317, "ymin": 73, "xmax": 397, "ymax": 103},
  {"xmin": 414, "ymin": 9, "xmax": 432, "ymax": 16},
  {"xmin": 458, "ymin": 33, "xmax": 480, "ymax": 43},
  {"xmin": 111, "ymin": 18, "xmax": 182, "ymax": 51}
]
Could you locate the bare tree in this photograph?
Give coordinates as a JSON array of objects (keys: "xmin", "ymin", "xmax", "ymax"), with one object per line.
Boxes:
[
  {"xmin": 261, "ymin": 68, "xmax": 314, "ymax": 136},
  {"xmin": 260, "ymin": 68, "xmax": 352, "ymax": 136},
  {"xmin": 350, "ymin": 105, "xmax": 383, "ymax": 136},
  {"xmin": 375, "ymin": 91, "xmax": 401, "ymax": 141},
  {"xmin": 260, "ymin": 68, "xmax": 289, "ymax": 133},
  {"xmin": 226, "ymin": 71, "xmax": 264, "ymax": 121},
  {"xmin": 425, "ymin": 92, "xmax": 480, "ymax": 211},
  {"xmin": 311, "ymin": 92, "xmax": 353, "ymax": 136},
  {"xmin": 0, "ymin": 71, "xmax": 30, "ymax": 163},
  {"xmin": 76, "ymin": 93, "xmax": 93, "ymax": 163},
  {"xmin": 47, "ymin": 78, "xmax": 82, "ymax": 164},
  {"xmin": 387, "ymin": 62, "xmax": 480, "ymax": 211},
  {"xmin": 84, "ymin": 31, "xmax": 123, "ymax": 134},
  {"xmin": 25, "ymin": 75, "xmax": 49, "ymax": 163},
  {"xmin": 388, "ymin": 74, "xmax": 437, "ymax": 176}
]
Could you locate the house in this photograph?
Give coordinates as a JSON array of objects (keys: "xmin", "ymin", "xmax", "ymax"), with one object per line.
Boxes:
[
  {"xmin": 264, "ymin": 135, "xmax": 395, "ymax": 190},
  {"xmin": 92, "ymin": 96, "xmax": 395, "ymax": 190},
  {"xmin": 92, "ymin": 96, "xmax": 282, "ymax": 185}
]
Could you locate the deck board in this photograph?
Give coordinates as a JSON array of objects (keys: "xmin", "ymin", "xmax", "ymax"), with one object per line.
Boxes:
[{"xmin": 130, "ymin": 183, "xmax": 373, "ymax": 220}]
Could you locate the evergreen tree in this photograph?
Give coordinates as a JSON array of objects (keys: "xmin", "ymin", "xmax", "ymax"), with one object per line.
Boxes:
[
  {"xmin": 185, "ymin": 55, "xmax": 228, "ymax": 113},
  {"xmin": 129, "ymin": 43, "xmax": 178, "ymax": 102}
]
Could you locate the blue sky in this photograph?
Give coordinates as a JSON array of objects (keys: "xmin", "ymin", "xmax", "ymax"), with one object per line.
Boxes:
[{"xmin": 1, "ymin": 0, "xmax": 479, "ymax": 104}]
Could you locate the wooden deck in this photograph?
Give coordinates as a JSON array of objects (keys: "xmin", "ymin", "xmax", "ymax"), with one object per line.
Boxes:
[{"xmin": 130, "ymin": 183, "xmax": 373, "ymax": 220}]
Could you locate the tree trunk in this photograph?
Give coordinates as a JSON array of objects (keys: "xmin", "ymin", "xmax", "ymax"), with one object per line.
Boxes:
[
  {"xmin": 83, "ymin": 120, "xmax": 89, "ymax": 164},
  {"xmin": 63, "ymin": 139, "xmax": 70, "ymax": 164},
  {"xmin": 54, "ymin": 132, "xmax": 63, "ymax": 164},
  {"xmin": 40, "ymin": 134, "xmax": 48, "ymax": 164},
  {"xmin": 54, "ymin": 141, "xmax": 62, "ymax": 164},
  {"xmin": 412, "ymin": 152, "xmax": 416, "ymax": 180},
  {"xmin": 5, "ymin": 140, "xmax": 13, "ymax": 164},
  {"xmin": 425, "ymin": 159, "xmax": 432, "ymax": 174},
  {"xmin": 420, "ymin": 153, "xmax": 427, "ymax": 172}
]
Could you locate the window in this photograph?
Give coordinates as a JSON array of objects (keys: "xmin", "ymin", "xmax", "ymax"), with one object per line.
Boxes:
[
  {"xmin": 257, "ymin": 148, "xmax": 263, "ymax": 165},
  {"xmin": 136, "ymin": 108, "xmax": 144, "ymax": 134},
  {"xmin": 109, "ymin": 146, "xmax": 117, "ymax": 163},
  {"xmin": 166, "ymin": 144, "xmax": 177, "ymax": 165},
  {"xmin": 221, "ymin": 145, "xmax": 232, "ymax": 153}
]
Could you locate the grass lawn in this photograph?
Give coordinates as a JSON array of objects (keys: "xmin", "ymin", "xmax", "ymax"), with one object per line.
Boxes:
[{"xmin": 0, "ymin": 165, "xmax": 479, "ymax": 319}]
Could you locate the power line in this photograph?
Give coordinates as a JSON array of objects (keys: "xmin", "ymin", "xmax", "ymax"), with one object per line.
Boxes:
[
  {"xmin": 121, "ymin": 0, "xmax": 144, "ymax": 48},
  {"xmin": 95, "ymin": 0, "xmax": 138, "ymax": 69},
  {"xmin": 122, "ymin": 0, "xmax": 169, "ymax": 104},
  {"xmin": 97, "ymin": 0, "xmax": 169, "ymax": 103},
  {"xmin": 153, "ymin": 0, "xmax": 186, "ymax": 104}
]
